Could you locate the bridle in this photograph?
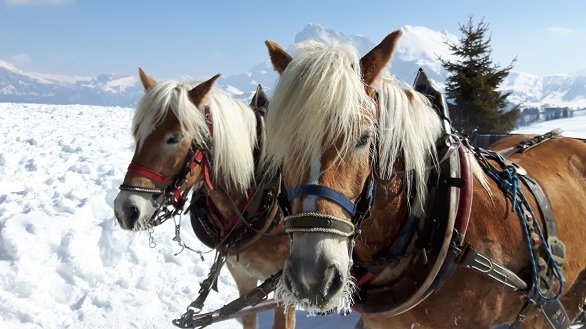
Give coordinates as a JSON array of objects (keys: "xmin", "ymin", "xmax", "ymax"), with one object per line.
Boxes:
[
  {"xmin": 119, "ymin": 106, "xmax": 214, "ymax": 226},
  {"xmin": 279, "ymin": 141, "xmax": 377, "ymax": 255},
  {"xmin": 278, "ymin": 86, "xmax": 380, "ymax": 251}
]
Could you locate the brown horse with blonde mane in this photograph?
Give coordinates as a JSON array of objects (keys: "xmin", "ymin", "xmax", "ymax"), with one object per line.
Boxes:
[
  {"xmin": 113, "ymin": 68, "xmax": 294, "ymax": 329},
  {"xmin": 262, "ymin": 31, "xmax": 586, "ymax": 328}
]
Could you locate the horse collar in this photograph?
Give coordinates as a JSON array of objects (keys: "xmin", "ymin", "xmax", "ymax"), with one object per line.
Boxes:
[
  {"xmin": 189, "ymin": 173, "xmax": 282, "ymax": 253},
  {"xmin": 352, "ymin": 138, "xmax": 468, "ymax": 316}
]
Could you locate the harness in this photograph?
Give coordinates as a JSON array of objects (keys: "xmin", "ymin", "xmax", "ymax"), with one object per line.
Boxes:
[
  {"xmin": 171, "ymin": 85, "xmax": 288, "ymax": 329},
  {"xmin": 275, "ymin": 68, "xmax": 580, "ymax": 328},
  {"xmin": 280, "ymin": 149, "xmax": 377, "ymax": 265},
  {"xmin": 119, "ymin": 86, "xmax": 288, "ymax": 328},
  {"xmin": 349, "ymin": 69, "xmax": 576, "ymax": 328}
]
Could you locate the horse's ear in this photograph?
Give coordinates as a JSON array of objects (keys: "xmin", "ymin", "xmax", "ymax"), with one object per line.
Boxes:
[
  {"xmin": 188, "ymin": 74, "xmax": 221, "ymax": 107},
  {"xmin": 265, "ymin": 40, "xmax": 292, "ymax": 74},
  {"xmin": 251, "ymin": 84, "xmax": 269, "ymax": 110},
  {"xmin": 138, "ymin": 67, "xmax": 157, "ymax": 91},
  {"xmin": 360, "ymin": 30, "xmax": 402, "ymax": 86}
]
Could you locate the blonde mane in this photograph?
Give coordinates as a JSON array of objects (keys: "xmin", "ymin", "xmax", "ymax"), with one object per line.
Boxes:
[
  {"xmin": 375, "ymin": 74, "xmax": 444, "ymax": 211},
  {"xmin": 133, "ymin": 80, "xmax": 257, "ymax": 191},
  {"xmin": 263, "ymin": 40, "xmax": 375, "ymax": 174},
  {"xmin": 264, "ymin": 40, "xmax": 487, "ymax": 213}
]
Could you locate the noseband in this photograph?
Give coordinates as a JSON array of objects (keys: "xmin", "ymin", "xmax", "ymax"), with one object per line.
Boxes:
[{"xmin": 120, "ymin": 145, "xmax": 213, "ymax": 225}]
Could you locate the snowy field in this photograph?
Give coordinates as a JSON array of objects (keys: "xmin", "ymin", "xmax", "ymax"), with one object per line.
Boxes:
[
  {"xmin": 513, "ymin": 109, "xmax": 586, "ymax": 138},
  {"xmin": 0, "ymin": 103, "xmax": 360, "ymax": 329},
  {"xmin": 0, "ymin": 102, "xmax": 583, "ymax": 329}
]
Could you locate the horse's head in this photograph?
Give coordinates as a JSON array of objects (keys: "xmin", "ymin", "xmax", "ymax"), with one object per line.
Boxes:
[
  {"xmin": 114, "ymin": 68, "xmax": 225, "ymax": 231},
  {"xmin": 263, "ymin": 31, "xmax": 402, "ymax": 313}
]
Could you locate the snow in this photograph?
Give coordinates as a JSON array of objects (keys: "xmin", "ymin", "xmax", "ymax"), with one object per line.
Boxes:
[
  {"xmin": 0, "ymin": 101, "xmax": 582, "ymax": 329},
  {"xmin": 224, "ymin": 85, "xmax": 245, "ymax": 96},
  {"xmin": 397, "ymin": 25, "xmax": 458, "ymax": 73},
  {"xmin": 0, "ymin": 103, "xmax": 242, "ymax": 329},
  {"xmin": 29, "ymin": 72, "xmax": 93, "ymax": 84},
  {"xmin": 0, "ymin": 60, "xmax": 20, "ymax": 72},
  {"xmin": 513, "ymin": 110, "xmax": 586, "ymax": 138},
  {"xmin": 0, "ymin": 102, "xmax": 360, "ymax": 329}
]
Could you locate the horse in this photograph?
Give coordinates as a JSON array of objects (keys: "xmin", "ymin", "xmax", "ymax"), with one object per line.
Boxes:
[
  {"xmin": 261, "ymin": 31, "xmax": 586, "ymax": 328},
  {"xmin": 113, "ymin": 68, "xmax": 294, "ymax": 329}
]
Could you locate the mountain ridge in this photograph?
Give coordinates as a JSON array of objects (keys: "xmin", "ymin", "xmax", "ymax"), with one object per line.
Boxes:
[{"xmin": 1, "ymin": 24, "xmax": 585, "ymax": 109}]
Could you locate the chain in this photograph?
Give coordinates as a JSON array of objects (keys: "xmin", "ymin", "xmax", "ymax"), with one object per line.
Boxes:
[
  {"xmin": 172, "ymin": 215, "xmax": 207, "ymax": 261},
  {"xmin": 148, "ymin": 227, "xmax": 156, "ymax": 248}
]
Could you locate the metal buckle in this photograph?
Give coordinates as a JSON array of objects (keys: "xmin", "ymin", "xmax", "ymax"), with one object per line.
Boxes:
[
  {"xmin": 243, "ymin": 286, "xmax": 271, "ymax": 306},
  {"xmin": 547, "ymin": 237, "xmax": 567, "ymax": 266}
]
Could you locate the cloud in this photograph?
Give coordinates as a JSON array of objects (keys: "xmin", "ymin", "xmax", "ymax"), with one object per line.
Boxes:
[
  {"xmin": 5, "ymin": 0, "xmax": 74, "ymax": 6},
  {"xmin": 11, "ymin": 53, "xmax": 31, "ymax": 63},
  {"xmin": 547, "ymin": 26, "xmax": 575, "ymax": 36}
]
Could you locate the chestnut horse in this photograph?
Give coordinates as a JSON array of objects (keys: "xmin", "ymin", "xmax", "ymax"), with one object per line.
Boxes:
[
  {"xmin": 262, "ymin": 31, "xmax": 586, "ymax": 328},
  {"xmin": 113, "ymin": 68, "xmax": 293, "ymax": 329}
]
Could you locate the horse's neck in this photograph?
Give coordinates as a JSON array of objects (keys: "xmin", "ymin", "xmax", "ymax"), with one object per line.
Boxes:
[
  {"xmin": 206, "ymin": 184, "xmax": 249, "ymax": 224},
  {"xmin": 353, "ymin": 175, "xmax": 409, "ymax": 264}
]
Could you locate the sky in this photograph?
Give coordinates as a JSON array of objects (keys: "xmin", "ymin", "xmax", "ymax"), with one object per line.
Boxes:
[{"xmin": 1, "ymin": 0, "xmax": 585, "ymax": 80}]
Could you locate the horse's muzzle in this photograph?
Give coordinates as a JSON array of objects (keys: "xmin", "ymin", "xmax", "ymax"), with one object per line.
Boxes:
[{"xmin": 282, "ymin": 251, "xmax": 344, "ymax": 308}]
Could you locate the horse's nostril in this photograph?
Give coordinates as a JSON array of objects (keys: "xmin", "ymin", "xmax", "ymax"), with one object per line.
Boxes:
[
  {"xmin": 323, "ymin": 265, "xmax": 343, "ymax": 300},
  {"xmin": 129, "ymin": 206, "xmax": 140, "ymax": 226}
]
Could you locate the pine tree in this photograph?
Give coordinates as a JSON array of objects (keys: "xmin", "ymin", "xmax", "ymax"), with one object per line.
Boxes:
[{"xmin": 440, "ymin": 17, "xmax": 519, "ymax": 135}]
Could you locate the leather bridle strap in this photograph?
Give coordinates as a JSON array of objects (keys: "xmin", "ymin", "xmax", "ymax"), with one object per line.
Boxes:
[
  {"xmin": 127, "ymin": 163, "xmax": 170, "ymax": 185},
  {"xmin": 287, "ymin": 184, "xmax": 357, "ymax": 216},
  {"xmin": 193, "ymin": 150, "xmax": 214, "ymax": 191},
  {"xmin": 285, "ymin": 213, "xmax": 355, "ymax": 237}
]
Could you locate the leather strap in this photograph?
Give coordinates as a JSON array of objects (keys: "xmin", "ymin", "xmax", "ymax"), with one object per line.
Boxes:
[
  {"xmin": 127, "ymin": 163, "xmax": 170, "ymax": 185},
  {"xmin": 287, "ymin": 184, "xmax": 357, "ymax": 216},
  {"xmin": 173, "ymin": 271, "xmax": 282, "ymax": 328},
  {"xmin": 285, "ymin": 213, "xmax": 355, "ymax": 237}
]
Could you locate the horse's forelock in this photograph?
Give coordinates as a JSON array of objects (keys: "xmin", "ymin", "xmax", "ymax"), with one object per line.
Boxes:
[
  {"xmin": 132, "ymin": 80, "xmax": 257, "ymax": 191},
  {"xmin": 133, "ymin": 81, "xmax": 206, "ymax": 148},
  {"xmin": 263, "ymin": 40, "xmax": 374, "ymax": 174}
]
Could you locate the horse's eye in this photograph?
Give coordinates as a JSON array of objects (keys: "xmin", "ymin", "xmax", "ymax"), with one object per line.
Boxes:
[
  {"xmin": 356, "ymin": 133, "xmax": 371, "ymax": 148},
  {"xmin": 166, "ymin": 133, "xmax": 183, "ymax": 145}
]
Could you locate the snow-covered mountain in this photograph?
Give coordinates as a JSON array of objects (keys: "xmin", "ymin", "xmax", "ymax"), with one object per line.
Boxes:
[
  {"xmin": 502, "ymin": 71, "xmax": 586, "ymax": 108},
  {"xmin": 0, "ymin": 60, "xmax": 142, "ymax": 106},
  {"xmin": 2, "ymin": 24, "xmax": 586, "ymax": 109}
]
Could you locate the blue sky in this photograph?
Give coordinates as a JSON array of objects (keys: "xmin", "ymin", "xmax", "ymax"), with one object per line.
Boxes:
[{"xmin": 1, "ymin": 0, "xmax": 585, "ymax": 79}]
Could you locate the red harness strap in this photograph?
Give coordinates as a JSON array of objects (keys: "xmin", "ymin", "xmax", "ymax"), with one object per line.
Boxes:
[
  {"xmin": 193, "ymin": 150, "xmax": 214, "ymax": 191},
  {"xmin": 127, "ymin": 163, "xmax": 170, "ymax": 185},
  {"xmin": 206, "ymin": 189, "xmax": 256, "ymax": 237}
]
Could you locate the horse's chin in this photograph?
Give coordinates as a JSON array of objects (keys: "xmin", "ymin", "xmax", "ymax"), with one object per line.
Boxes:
[
  {"xmin": 275, "ymin": 271, "xmax": 356, "ymax": 316},
  {"xmin": 133, "ymin": 216, "xmax": 154, "ymax": 231}
]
